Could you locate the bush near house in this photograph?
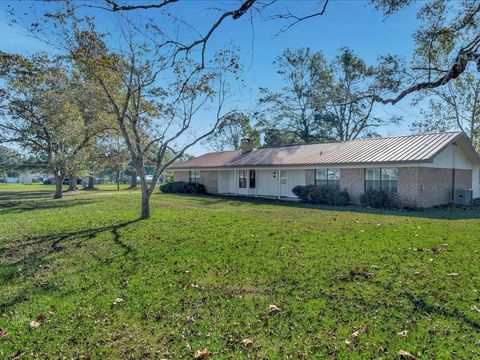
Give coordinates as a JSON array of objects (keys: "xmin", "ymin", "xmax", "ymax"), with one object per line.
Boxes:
[
  {"xmin": 292, "ymin": 185, "xmax": 350, "ymax": 206},
  {"xmin": 360, "ymin": 189, "xmax": 394, "ymax": 208},
  {"xmin": 160, "ymin": 181, "xmax": 206, "ymax": 194}
]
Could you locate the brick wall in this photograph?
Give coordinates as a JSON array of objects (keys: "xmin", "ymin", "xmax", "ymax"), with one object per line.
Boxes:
[
  {"xmin": 305, "ymin": 169, "xmax": 315, "ymax": 185},
  {"xmin": 173, "ymin": 171, "xmax": 189, "ymax": 182},
  {"xmin": 200, "ymin": 170, "xmax": 219, "ymax": 194},
  {"xmin": 397, "ymin": 168, "xmax": 420, "ymax": 208},
  {"xmin": 340, "ymin": 168, "xmax": 364, "ymax": 204}
]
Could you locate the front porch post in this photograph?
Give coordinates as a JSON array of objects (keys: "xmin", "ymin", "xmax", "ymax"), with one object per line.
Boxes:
[
  {"xmin": 234, "ymin": 169, "xmax": 237, "ymax": 196},
  {"xmin": 277, "ymin": 168, "xmax": 281, "ymax": 199}
]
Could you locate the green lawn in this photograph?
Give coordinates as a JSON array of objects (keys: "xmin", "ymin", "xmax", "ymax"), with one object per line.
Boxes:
[{"xmin": 0, "ymin": 184, "xmax": 479, "ymax": 359}]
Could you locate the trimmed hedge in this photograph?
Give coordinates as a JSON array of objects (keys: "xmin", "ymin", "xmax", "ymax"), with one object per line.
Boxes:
[
  {"xmin": 292, "ymin": 185, "xmax": 350, "ymax": 206},
  {"xmin": 360, "ymin": 189, "xmax": 392, "ymax": 208},
  {"xmin": 160, "ymin": 181, "xmax": 206, "ymax": 194}
]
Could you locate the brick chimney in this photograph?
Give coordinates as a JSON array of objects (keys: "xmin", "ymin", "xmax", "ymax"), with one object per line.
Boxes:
[{"xmin": 240, "ymin": 138, "xmax": 253, "ymax": 154}]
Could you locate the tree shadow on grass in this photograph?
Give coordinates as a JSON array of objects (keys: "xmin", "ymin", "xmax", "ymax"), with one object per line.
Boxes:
[
  {"xmin": 162, "ymin": 193, "xmax": 480, "ymax": 220},
  {"xmin": 0, "ymin": 219, "xmax": 139, "ymax": 312}
]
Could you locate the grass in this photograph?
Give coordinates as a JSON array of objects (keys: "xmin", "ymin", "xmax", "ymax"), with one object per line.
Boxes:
[{"xmin": 0, "ymin": 184, "xmax": 479, "ymax": 359}]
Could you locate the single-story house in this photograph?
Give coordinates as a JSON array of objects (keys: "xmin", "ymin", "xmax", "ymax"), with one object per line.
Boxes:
[{"xmin": 169, "ymin": 131, "xmax": 480, "ymax": 208}]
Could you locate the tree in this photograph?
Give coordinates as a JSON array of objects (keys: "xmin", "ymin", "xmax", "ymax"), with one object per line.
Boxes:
[
  {"xmin": 257, "ymin": 48, "xmax": 332, "ymax": 144},
  {"xmin": 205, "ymin": 113, "xmax": 260, "ymax": 151},
  {"xmin": 411, "ymin": 69, "xmax": 480, "ymax": 149},
  {"xmin": 0, "ymin": 53, "xmax": 110, "ymax": 198},
  {"xmin": 0, "ymin": 145, "xmax": 22, "ymax": 179},
  {"xmin": 321, "ymin": 48, "xmax": 402, "ymax": 140},
  {"xmin": 257, "ymin": 48, "xmax": 402, "ymax": 144},
  {"xmin": 97, "ymin": 0, "xmax": 480, "ymax": 103},
  {"xmin": 69, "ymin": 26, "xmax": 241, "ymax": 219}
]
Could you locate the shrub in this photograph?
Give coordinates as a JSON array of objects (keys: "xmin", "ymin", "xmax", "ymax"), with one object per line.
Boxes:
[
  {"xmin": 160, "ymin": 181, "xmax": 206, "ymax": 194},
  {"xmin": 333, "ymin": 190, "xmax": 350, "ymax": 206},
  {"xmin": 293, "ymin": 185, "xmax": 350, "ymax": 206},
  {"xmin": 360, "ymin": 189, "xmax": 392, "ymax": 208}
]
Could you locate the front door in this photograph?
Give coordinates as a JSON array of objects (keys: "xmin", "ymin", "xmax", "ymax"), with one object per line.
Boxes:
[{"xmin": 280, "ymin": 170, "xmax": 289, "ymax": 197}]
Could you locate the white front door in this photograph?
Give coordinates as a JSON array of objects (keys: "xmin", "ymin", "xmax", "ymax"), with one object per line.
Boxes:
[{"xmin": 280, "ymin": 170, "xmax": 289, "ymax": 197}]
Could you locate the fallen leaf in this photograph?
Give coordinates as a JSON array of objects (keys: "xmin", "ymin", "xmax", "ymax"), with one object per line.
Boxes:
[
  {"xmin": 431, "ymin": 291, "xmax": 440, "ymax": 297},
  {"xmin": 36, "ymin": 314, "xmax": 46, "ymax": 322},
  {"xmin": 268, "ymin": 304, "xmax": 281, "ymax": 315},
  {"xmin": 397, "ymin": 330, "xmax": 408, "ymax": 337},
  {"xmin": 241, "ymin": 338, "xmax": 253, "ymax": 348},
  {"xmin": 186, "ymin": 316, "xmax": 195, "ymax": 324},
  {"xmin": 30, "ymin": 321, "xmax": 41, "ymax": 329},
  {"xmin": 475, "ymin": 339, "xmax": 480, "ymax": 346},
  {"xmin": 398, "ymin": 350, "xmax": 416, "ymax": 359},
  {"xmin": 431, "ymin": 247, "xmax": 440, "ymax": 254},
  {"xmin": 351, "ymin": 326, "xmax": 368, "ymax": 340},
  {"xmin": 471, "ymin": 306, "xmax": 480, "ymax": 313},
  {"xmin": 194, "ymin": 348, "xmax": 211, "ymax": 359},
  {"xmin": 0, "ymin": 329, "xmax": 8, "ymax": 337},
  {"xmin": 113, "ymin": 297, "xmax": 124, "ymax": 305}
]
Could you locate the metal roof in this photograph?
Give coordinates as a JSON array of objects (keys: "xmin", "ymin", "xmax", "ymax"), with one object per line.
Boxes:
[{"xmin": 170, "ymin": 131, "xmax": 480, "ymax": 169}]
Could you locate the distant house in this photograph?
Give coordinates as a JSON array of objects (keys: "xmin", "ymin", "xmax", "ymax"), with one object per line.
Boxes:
[{"xmin": 169, "ymin": 132, "xmax": 480, "ymax": 208}]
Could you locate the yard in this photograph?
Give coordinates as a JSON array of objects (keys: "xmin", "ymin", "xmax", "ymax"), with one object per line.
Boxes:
[{"xmin": 0, "ymin": 184, "xmax": 479, "ymax": 359}]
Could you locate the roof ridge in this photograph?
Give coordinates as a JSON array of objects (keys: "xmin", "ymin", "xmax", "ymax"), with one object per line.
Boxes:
[{"xmin": 258, "ymin": 131, "xmax": 464, "ymax": 150}]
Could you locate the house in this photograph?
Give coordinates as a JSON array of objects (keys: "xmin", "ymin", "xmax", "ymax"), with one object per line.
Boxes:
[{"xmin": 169, "ymin": 131, "xmax": 480, "ymax": 208}]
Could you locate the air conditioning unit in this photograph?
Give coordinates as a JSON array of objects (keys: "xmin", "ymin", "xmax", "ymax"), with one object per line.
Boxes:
[{"xmin": 454, "ymin": 188, "xmax": 473, "ymax": 206}]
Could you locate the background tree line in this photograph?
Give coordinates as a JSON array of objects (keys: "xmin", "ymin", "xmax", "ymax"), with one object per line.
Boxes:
[{"xmin": 0, "ymin": 0, "xmax": 479, "ymax": 219}]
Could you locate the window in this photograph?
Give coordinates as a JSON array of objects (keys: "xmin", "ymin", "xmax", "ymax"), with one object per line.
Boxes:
[
  {"xmin": 280, "ymin": 170, "xmax": 287, "ymax": 184},
  {"xmin": 189, "ymin": 170, "xmax": 200, "ymax": 183},
  {"xmin": 239, "ymin": 170, "xmax": 248, "ymax": 188},
  {"xmin": 249, "ymin": 170, "xmax": 256, "ymax": 188},
  {"xmin": 365, "ymin": 168, "xmax": 398, "ymax": 194},
  {"xmin": 315, "ymin": 169, "xmax": 340, "ymax": 190}
]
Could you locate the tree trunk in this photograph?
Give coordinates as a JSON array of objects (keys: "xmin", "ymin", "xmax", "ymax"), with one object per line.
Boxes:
[
  {"xmin": 86, "ymin": 176, "xmax": 95, "ymax": 190},
  {"xmin": 130, "ymin": 170, "xmax": 138, "ymax": 189},
  {"xmin": 67, "ymin": 176, "xmax": 78, "ymax": 191},
  {"xmin": 117, "ymin": 168, "xmax": 120, "ymax": 191},
  {"xmin": 140, "ymin": 187, "xmax": 151, "ymax": 219},
  {"xmin": 53, "ymin": 172, "xmax": 63, "ymax": 199}
]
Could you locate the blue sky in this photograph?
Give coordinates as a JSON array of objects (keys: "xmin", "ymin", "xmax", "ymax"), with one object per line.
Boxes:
[{"xmin": 0, "ymin": 1, "xmax": 426, "ymax": 155}]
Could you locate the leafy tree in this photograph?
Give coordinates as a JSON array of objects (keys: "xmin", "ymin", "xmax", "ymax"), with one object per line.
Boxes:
[
  {"xmin": 258, "ymin": 48, "xmax": 402, "ymax": 144},
  {"xmin": 411, "ymin": 69, "xmax": 480, "ymax": 149},
  {"xmin": 257, "ymin": 48, "xmax": 332, "ymax": 144},
  {"xmin": 321, "ymin": 48, "xmax": 402, "ymax": 140},
  {"xmin": 205, "ymin": 113, "xmax": 260, "ymax": 151},
  {"xmin": 0, "ymin": 53, "xmax": 111, "ymax": 198}
]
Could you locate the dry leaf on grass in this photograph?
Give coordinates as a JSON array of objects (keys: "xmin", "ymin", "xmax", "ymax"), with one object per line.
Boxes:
[
  {"xmin": 30, "ymin": 321, "xmax": 41, "ymax": 329},
  {"xmin": 113, "ymin": 297, "xmax": 124, "ymax": 305},
  {"xmin": 194, "ymin": 348, "xmax": 211, "ymax": 359},
  {"xmin": 241, "ymin": 338, "xmax": 253, "ymax": 348},
  {"xmin": 475, "ymin": 339, "xmax": 480, "ymax": 346},
  {"xmin": 351, "ymin": 326, "xmax": 368, "ymax": 340},
  {"xmin": 36, "ymin": 314, "xmax": 46, "ymax": 322},
  {"xmin": 472, "ymin": 306, "xmax": 480, "ymax": 313},
  {"xmin": 268, "ymin": 304, "xmax": 281, "ymax": 315},
  {"xmin": 397, "ymin": 330, "xmax": 408, "ymax": 337},
  {"xmin": 398, "ymin": 350, "xmax": 416, "ymax": 359},
  {"xmin": 0, "ymin": 329, "xmax": 8, "ymax": 337}
]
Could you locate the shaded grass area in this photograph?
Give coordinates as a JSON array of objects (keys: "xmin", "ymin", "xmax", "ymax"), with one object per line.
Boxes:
[{"xmin": 0, "ymin": 184, "xmax": 479, "ymax": 358}]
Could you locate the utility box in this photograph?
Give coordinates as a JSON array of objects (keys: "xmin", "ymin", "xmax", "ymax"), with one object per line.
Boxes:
[{"xmin": 454, "ymin": 188, "xmax": 473, "ymax": 206}]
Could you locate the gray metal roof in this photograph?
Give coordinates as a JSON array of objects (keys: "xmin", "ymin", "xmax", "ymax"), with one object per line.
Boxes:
[{"xmin": 170, "ymin": 131, "xmax": 480, "ymax": 169}]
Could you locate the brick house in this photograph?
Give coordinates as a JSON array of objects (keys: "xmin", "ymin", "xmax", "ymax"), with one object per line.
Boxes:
[{"xmin": 169, "ymin": 132, "xmax": 480, "ymax": 208}]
